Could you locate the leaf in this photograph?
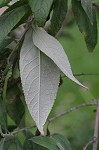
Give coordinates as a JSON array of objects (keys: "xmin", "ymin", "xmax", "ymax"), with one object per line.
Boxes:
[
  {"xmin": 0, "ymin": 5, "xmax": 29, "ymax": 46},
  {"xmin": 0, "ymin": 139, "xmax": 5, "ymax": 150},
  {"xmin": 25, "ymin": 133, "xmax": 49, "ymax": 150},
  {"xmin": 0, "ymin": 97, "xmax": 7, "ymax": 131},
  {"xmin": 81, "ymin": 0, "xmax": 93, "ymax": 24},
  {"xmin": 0, "ymin": 0, "xmax": 11, "ymax": 8},
  {"xmin": 33, "ymin": 27, "xmax": 86, "ymax": 88},
  {"xmin": 20, "ymin": 28, "xmax": 60, "ymax": 134},
  {"xmin": 34, "ymin": 145, "xmax": 47, "ymax": 150},
  {"xmin": 6, "ymin": 86, "xmax": 25, "ymax": 126},
  {"xmin": 12, "ymin": 61, "xmax": 20, "ymax": 79},
  {"xmin": 52, "ymin": 134, "xmax": 72, "ymax": 150},
  {"xmin": 4, "ymin": 0, "xmax": 28, "ymax": 13},
  {"xmin": 4, "ymin": 137, "xmax": 23, "ymax": 150},
  {"xmin": 0, "ymin": 137, "xmax": 23, "ymax": 150},
  {"xmin": 24, "ymin": 131, "xmax": 47, "ymax": 150},
  {"xmin": 72, "ymin": 0, "xmax": 97, "ymax": 52},
  {"xmin": 0, "ymin": 36, "xmax": 13, "ymax": 53},
  {"xmin": 23, "ymin": 131, "xmax": 34, "ymax": 150},
  {"xmin": 49, "ymin": 0, "xmax": 68, "ymax": 36},
  {"xmin": 3, "ymin": 1, "xmax": 31, "ymax": 30},
  {"xmin": 31, "ymin": 136, "xmax": 59, "ymax": 150},
  {"xmin": 28, "ymin": 0, "xmax": 53, "ymax": 26},
  {"xmin": 32, "ymin": 135, "xmax": 72, "ymax": 150}
]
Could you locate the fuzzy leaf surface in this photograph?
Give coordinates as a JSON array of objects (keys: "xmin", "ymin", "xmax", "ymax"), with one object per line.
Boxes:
[
  {"xmin": 20, "ymin": 29, "xmax": 60, "ymax": 134},
  {"xmin": 33, "ymin": 27, "xmax": 86, "ymax": 88}
]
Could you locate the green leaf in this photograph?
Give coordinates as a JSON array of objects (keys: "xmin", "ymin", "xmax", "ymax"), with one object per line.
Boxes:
[
  {"xmin": 81, "ymin": 0, "xmax": 93, "ymax": 24},
  {"xmin": 0, "ymin": 5, "xmax": 29, "ymax": 46},
  {"xmin": 31, "ymin": 134, "xmax": 72, "ymax": 150},
  {"xmin": 3, "ymin": 0, "xmax": 28, "ymax": 13},
  {"xmin": 23, "ymin": 131, "xmax": 34, "ymax": 150},
  {"xmin": 28, "ymin": 0, "xmax": 53, "ymax": 26},
  {"xmin": 6, "ymin": 86, "xmax": 25, "ymax": 126},
  {"xmin": 3, "ymin": 0, "xmax": 31, "ymax": 29},
  {"xmin": 0, "ymin": 0, "xmax": 11, "ymax": 8},
  {"xmin": 23, "ymin": 131, "xmax": 47, "ymax": 150},
  {"xmin": 34, "ymin": 145, "xmax": 48, "ymax": 150},
  {"xmin": 2, "ymin": 2, "xmax": 31, "ymax": 34},
  {"xmin": 0, "ymin": 36, "xmax": 13, "ymax": 53},
  {"xmin": 0, "ymin": 139, "xmax": 5, "ymax": 150},
  {"xmin": 52, "ymin": 134, "xmax": 72, "ymax": 150},
  {"xmin": 49, "ymin": 0, "xmax": 68, "ymax": 36},
  {"xmin": 31, "ymin": 136, "xmax": 59, "ymax": 150},
  {"xmin": 72, "ymin": 0, "xmax": 97, "ymax": 52},
  {"xmin": 0, "ymin": 97, "xmax": 7, "ymax": 131},
  {"xmin": 4, "ymin": 137, "xmax": 23, "ymax": 150},
  {"xmin": 12, "ymin": 61, "xmax": 20, "ymax": 79}
]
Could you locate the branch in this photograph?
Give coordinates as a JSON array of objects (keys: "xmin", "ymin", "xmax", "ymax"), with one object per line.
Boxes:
[
  {"xmin": 1, "ymin": 125, "xmax": 36, "ymax": 138},
  {"xmin": 83, "ymin": 138, "xmax": 95, "ymax": 150},
  {"xmin": 48, "ymin": 102, "xmax": 97, "ymax": 123},
  {"xmin": 12, "ymin": 125, "xmax": 36, "ymax": 135},
  {"xmin": 92, "ymin": 100, "xmax": 99, "ymax": 150}
]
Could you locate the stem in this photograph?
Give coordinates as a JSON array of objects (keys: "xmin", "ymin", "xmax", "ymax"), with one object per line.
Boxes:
[
  {"xmin": 48, "ymin": 102, "xmax": 97, "ymax": 123},
  {"xmin": 83, "ymin": 139, "xmax": 94, "ymax": 150},
  {"xmin": 1, "ymin": 125, "xmax": 36, "ymax": 138},
  {"xmin": 12, "ymin": 125, "xmax": 36, "ymax": 135}
]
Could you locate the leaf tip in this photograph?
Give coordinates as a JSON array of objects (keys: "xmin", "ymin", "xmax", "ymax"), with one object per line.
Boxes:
[
  {"xmin": 79, "ymin": 82, "xmax": 88, "ymax": 90},
  {"xmin": 72, "ymin": 76, "xmax": 88, "ymax": 89}
]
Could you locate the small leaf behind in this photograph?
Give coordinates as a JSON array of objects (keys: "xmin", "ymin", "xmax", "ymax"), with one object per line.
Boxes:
[{"xmin": 33, "ymin": 27, "xmax": 87, "ymax": 88}]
